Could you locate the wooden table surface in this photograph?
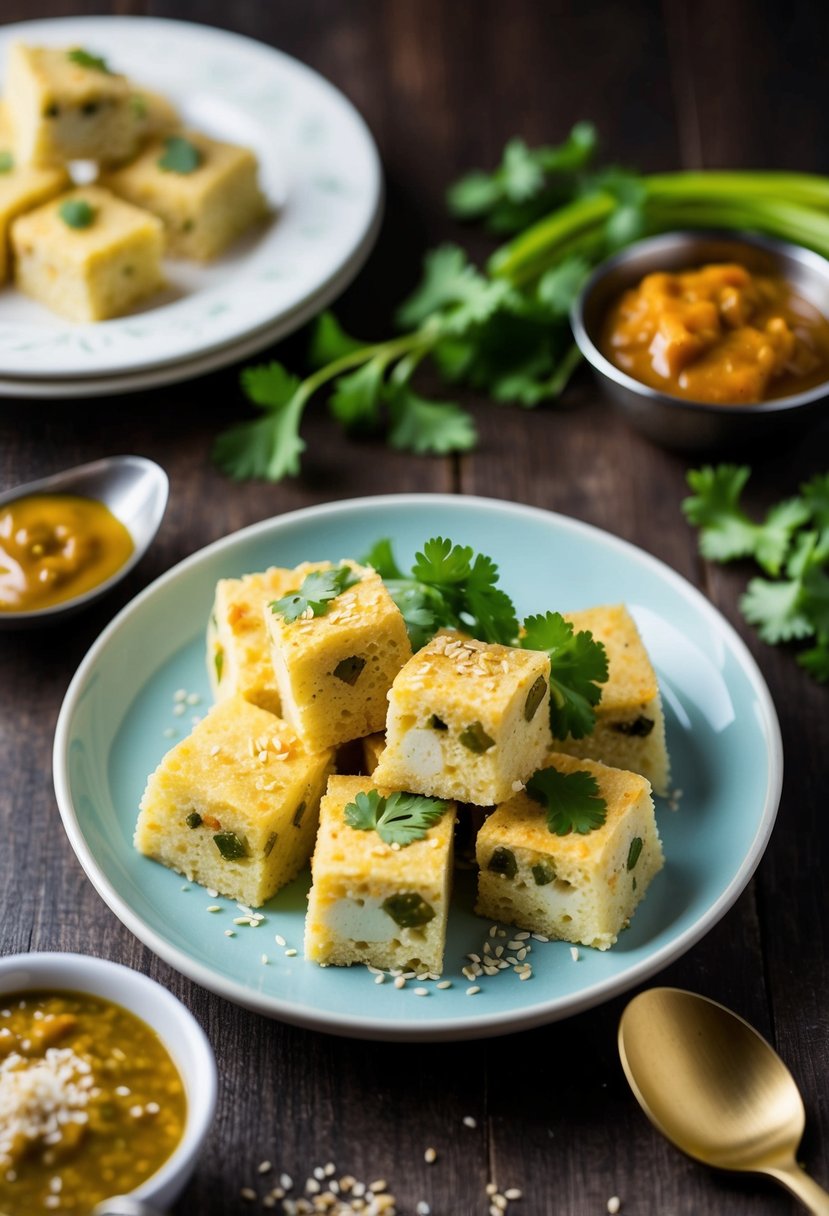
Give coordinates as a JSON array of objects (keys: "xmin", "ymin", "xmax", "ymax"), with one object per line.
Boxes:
[{"xmin": 2, "ymin": 3, "xmax": 828, "ymax": 1213}]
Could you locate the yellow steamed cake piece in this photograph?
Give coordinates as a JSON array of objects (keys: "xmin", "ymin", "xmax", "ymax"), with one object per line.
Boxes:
[
  {"xmin": 475, "ymin": 752, "xmax": 663, "ymax": 949},
  {"xmin": 101, "ymin": 127, "xmax": 267, "ymax": 259},
  {"xmin": 11, "ymin": 184, "xmax": 164, "ymax": 322},
  {"xmin": 6, "ymin": 43, "xmax": 141, "ymax": 167},
  {"xmin": 305, "ymin": 775, "xmax": 455, "ymax": 974},
  {"xmin": 135, "ymin": 695, "xmax": 334, "ymax": 907},
  {"xmin": 0, "ymin": 104, "xmax": 69, "ymax": 282},
  {"xmin": 373, "ymin": 629, "xmax": 552, "ymax": 806},
  {"xmin": 264, "ymin": 561, "xmax": 412, "ymax": 754},
  {"xmin": 554, "ymin": 604, "xmax": 671, "ymax": 796},
  {"xmin": 207, "ymin": 567, "xmax": 297, "ymax": 715}
]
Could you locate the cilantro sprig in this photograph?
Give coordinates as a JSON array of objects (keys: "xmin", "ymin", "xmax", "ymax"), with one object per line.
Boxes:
[
  {"xmin": 683, "ymin": 465, "xmax": 829, "ymax": 680},
  {"xmin": 270, "ymin": 564, "xmax": 359, "ymax": 623},
  {"xmin": 364, "ymin": 535, "xmax": 518, "ymax": 649},
  {"xmin": 521, "ymin": 612, "xmax": 608, "ymax": 739},
  {"xmin": 526, "ymin": 766, "xmax": 608, "ymax": 836},
  {"xmin": 344, "ymin": 789, "xmax": 449, "ymax": 847},
  {"xmin": 68, "ymin": 48, "xmax": 111, "ymax": 73}
]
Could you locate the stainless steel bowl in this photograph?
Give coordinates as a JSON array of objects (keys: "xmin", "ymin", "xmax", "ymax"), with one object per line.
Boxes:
[{"xmin": 570, "ymin": 230, "xmax": 829, "ymax": 452}]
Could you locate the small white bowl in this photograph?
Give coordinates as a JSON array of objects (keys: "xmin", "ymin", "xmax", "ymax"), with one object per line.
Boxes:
[{"xmin": 0, "ymin": 952, "xmax": 216, "ymax": 1210}]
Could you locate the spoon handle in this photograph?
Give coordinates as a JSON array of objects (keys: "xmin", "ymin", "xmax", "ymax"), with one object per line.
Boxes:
[{"xmin": 765, "ymin": 1162, "xmax": 829, "ymax": 1215}]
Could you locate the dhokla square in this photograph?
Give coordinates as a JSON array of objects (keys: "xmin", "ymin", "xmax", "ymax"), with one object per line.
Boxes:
[
  {"xmin": 11, "ymin": 185, "xmax": 164, "ymax": 321},
  {"xmin": 304, "ymin": 775, "xmax": 455, "ymax": 974},
  {"xmin": 101, "ymin": 128, "xmax": 267, "ymax": 259},
  {"xmin": 554, "ymin": 604, "xmax": 671, "ymax": 796},
  {"xmin": 135, "ymin": 695, "xmax": 334, "ymax": 907},
  {"xmin": 372, "ymin": 630, "xmax": 552, "ymax": 806},
  {"xmin": 5, "ymin": 42, "xmax": 138, "ymax": 166},
  {"xmin": 0, "ymin": 107, "xmax": 70, "ymax": 282},
  {"xmin": 475, "ymin": 752, "xmax": 664, "ymax": 949},
  {"xmin": 207, "ymin": 566, "xmax": 297, "ymax": 715},
  {"xmin": 264, "ymin": 560, "xmax": 412, "ymax": 754}
]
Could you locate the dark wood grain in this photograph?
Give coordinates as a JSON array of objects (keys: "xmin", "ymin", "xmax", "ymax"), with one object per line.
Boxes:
[{"xmin": 2, "ymin": 2, "xmax": 828, "ymax": 1214}]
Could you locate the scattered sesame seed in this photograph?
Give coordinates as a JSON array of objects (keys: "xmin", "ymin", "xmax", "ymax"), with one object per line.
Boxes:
[
  {"xmin": 207, "ymin": 889, "xmax": 219, "ymax": 897},
  {"xmin": 531, "ymin": 933, "xmax": 548, "ymax": 942},
  {"xmin": 224, "ymin": 929, "xmax": 236, "ymax": 937},
  {"xmin": 570, "ymin": 946, "xmax": 580, "ymax": 962},
  {"xmin": 261, "ymin": 954, "xmax": 269, "ymax": 965},
  {"xmin": 436, "ymin": 980, "xmax": 451, "ymax": 990},
  {"xmin": 394, "ymin": 977, "xmax": 406, "ymax": 989},
  {"xmin": 233, "ymin": 917, "xmax": 253, "ymax": 926},
  {"xmin": 607, "ymin": 1198, "xmax": 621, "ymax": 1214},
  {"xmin": 206, "ymin": 905, "xmax": 222, "ymax": 913},
  {"xmin": 240, "ymin": 1187, "xmax": 257, "ymax": 1201},
  {"xmin": 173, "ymin": 689, "xmax": 187, "ymax": 702},
  {"xmin": 163, "ymin": 727, "xmax": 177, "ymax": 738},
  {"xmin": 180, "ymin": 885, "xmax": 190, "ymax": 891},
  {"xmin": 414, "ymin": 988, "xmax": 429, "ymax": 997},
  {"xmin": 280, "ymin": 1174, "xmax": 293, "ymax": 1190},
  {"xmin": 173, "ymin": 703, "xmax": 186, "ymax": 716},
  {"xmin": 492, "ymin": 1196, "xmax": 508, "ymax": 1211},
  {"xmin": 519, "ymin": 970, "xmax": 532, "ymax": 981},
  {"xmin": 285, "ymin": 948, "xmax": 297, "ymax": 957},
  {"xmin": 374, "ymin": 974, "xmax": 384, "ymax": 985},
  {"xmin": 275, "ymin": 934, "xmax": 287, "ymax": 947},
  {"xmin": 258, "ymin": 1161, "xmax": 273, "ymax": 1174},
  {"xmin": 416, "ymin": 1203, "xmax": 430, "ymax": 1215},
  {"xmin": 486, "ymin": 1183, "xmax": 497, "ymax": 1196},
  {"xmin": 463, "ymin": 1115, "xmax": 478, "ymax": 1128},
  {"xmin": 210, "ymin": 744, "xmax": 221, "ymax": 756},
  {"xmin": 369, "ymin": 1180, "xmax": 387, "ymax": 1193},
  {"xmin": 424, "ymin": 1147, "xmax": 437, "ymax": 1163},
  {"xmin": 505, "ymin": 1188, "xmax": 523, "ymax": 1200}
]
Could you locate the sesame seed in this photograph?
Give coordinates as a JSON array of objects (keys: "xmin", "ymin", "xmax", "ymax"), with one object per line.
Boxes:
[
  {"xmin": 505, "ymin": 1188, "xmax": 523, "ymax": 1200},
  {"xmin": 511, "ymin": 780, "xmax": 524, "ymax": 793},
  {"xmin": 394, "ymin": 977, "xmax": 406, "ymax": 989},
  {"xmin": 285, "ymin": 948, "xmax": 297, "ymax": 957},
  {"xmin": 492, "ymin": 1196, "xmax": 508, "ymax": 1211},
  {"xmin": 207, "ymin": 889, "xmax": 219, "ymax": 898},
  {"xmin": 146, "ymin": 1102, "xmax": 160, "ymax": 1114},
  {"xmin": 374, "ymin": 974, "xmax": 384, "ymax": 985},
  {"xmin": 275, "ymin": 934, "xmax": 287, "ymax": 947},
  {"xmin": 507, "ymin": 940, "xmax": 524, "ymax": 951},
  {"xmin": 210, "ymin": 744, "xmax": 221, "ymax": 756},
  {"xmin": 173, "ymin": 703, "xmax": 186, "ymax": 716},
  {"xmin": 206, "ymin": 905, "xmax": 222, "ymax": 913},
  {"xmin": 261, "ymin": 954, "xmax": 269, "ymax": 965},
  {"xmin": 486, "ymin": 1183, "xmax": 497, "ymax": 1196},
  {"xmin": 519, "ymin": 970, "xmax": 532, "ymax": 981},
  {"xmin": 369, "ymin": 1180, "xmax": 387, "ymax": 1193},
  {"xmin": 174, "ymin": 689, "xmax": 187, "ymax": 702},
  {"xmin": 240, "ymin": 1187, "xmax": 257, "ymax": 1201},
  {"xmin": 570, "ymin": 946, "xmax": 580, "ymax": 962},
  {"xmin": 436, "ymin": 980, "xmax": 451, "ymax": 989},
  {"xmin": 258, "ymin": 1161, "xmax": 273, "ymax": 1174},
  {"xmin": 186, "ymin": 692, "xmax": 201, "ymax": 705},
  {"xmin": 180, "ymin": 884, "xmax": 190, "ymax": 891},
  {"xmin": 414, "ymin": 988, "xmax": 429, "ymax": 997},
  {"xmin": 280, "ymin": 1174, "xmax": 293, "ymax": 1190},
  {"xmin": 463, "ymin": 1116, "xmax": 477, "ymax": 1128},
  {"xmin": 531, "ymin": 933, "xmax": 549, "ymax": 942},
  {"xmin": 224, "ymin": 929, "xmax": 236, "ymax": 937},
  {"xmin": 515, "ymin": 931, "xmax": 530, "ymax": 940},
  {"xmin": 607, "ymin": 1199, "xmax": 621, "ymax": 1214},
  {"xmin": 416, "ymin": 1204, "xmax": 431, "ymax": 1215},
  {"xmin": 163, "ymin": 727, "xmax": 177, "ymax": 738},
  {"xmin": 233, "ymin": 917, "xmax": 253, "ymax": 926},
  {"xmin": 424, "ymin": 1147, "xmax": 437, "ymax": 1163}
]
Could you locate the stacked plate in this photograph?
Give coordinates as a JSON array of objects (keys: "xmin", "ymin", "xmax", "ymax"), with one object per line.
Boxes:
[{"xmin": 0, "ymin": 17, "xmax": 383, "ymax": 398}]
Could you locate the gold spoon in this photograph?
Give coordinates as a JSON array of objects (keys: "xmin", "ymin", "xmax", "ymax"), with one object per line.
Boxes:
[{"xmin": 618, "ymin": 987, "xmax": 829, "ymax": 1214}]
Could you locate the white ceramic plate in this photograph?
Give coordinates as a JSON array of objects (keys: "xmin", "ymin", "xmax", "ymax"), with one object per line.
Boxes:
[
  {"xmin": 53, "ymin": 496, "xmax": 782, "ymax": 1041},
  {"xmin": 0, "ymin": 16, "xmax": 382, "ymax": 380}
]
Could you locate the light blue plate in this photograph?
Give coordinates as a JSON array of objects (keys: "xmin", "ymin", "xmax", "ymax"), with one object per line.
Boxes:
[{"xmin": 53, "ymin": 495, "xmax": 782, "ymax": 1041}]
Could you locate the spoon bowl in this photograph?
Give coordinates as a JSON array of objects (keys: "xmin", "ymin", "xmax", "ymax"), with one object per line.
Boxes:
[
  {"xmin": 619, "ymin": 987, "xmax": 829, "ymax": 1214},
  {"xmin": 0, "ymin": 455, "xmax": 168, "ymax": 628}
]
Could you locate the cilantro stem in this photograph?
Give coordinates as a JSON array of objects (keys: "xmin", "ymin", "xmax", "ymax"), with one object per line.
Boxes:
[{"xmin": 304, "ymin": 331, "xmax": 430, "ymax": 396}]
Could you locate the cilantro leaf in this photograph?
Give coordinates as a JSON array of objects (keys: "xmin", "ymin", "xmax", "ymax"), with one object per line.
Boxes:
[
  {"xmin": 798, "ymin": 639, "xmax": 829, "ymax": 682},
  {"xmin": 270, "ymin": 564, "xmax": 359, "ymax": 623},
  {"xmin": 521, "ymin": 612, "xmax": 608, "ymax": 738},
  {"xmin": 328, "ymin": 359, "xmax": 385, "ymax": 432},
  {"xmin": 344, "ymin": 789, "xmax": 449, "ymax": 847},
  {"xmin": 526, "ymin": 765, "xmax": 607, "ymax": 836},
  {"xmin": 396, "ymin": 245, "xmax": 513, "ymax": 334},
  {"xmin": 158, "ymin": 136, "xmax": 202, "ymax": 174},
  {"xmin": 387, "ymin": 385, "xmax": 477, "ymax": 455},
  {"xmin": 309, "ymin": 311, "xmax": 365, "ymax": 367},
  {"xmin": 740, "ymin": 578, "xmax": 812, "ymax": 644},
  {"xmin": 213, "ymin": 363, "xmax": 306, "ymax": 482},
  {"xmin": 68, "ymin": 48, "xmax": 111, "ymax": 73},
  {"xmin": 536, "ymin": 256, "xmax": 592, "ymax": 317},
  {"xmin": 58, "ymin": 199, "xmax": 95, "ymax": 230},
  {"xmin": 362, "ymin": 538, "xmax": 404, "ymax": 580}
]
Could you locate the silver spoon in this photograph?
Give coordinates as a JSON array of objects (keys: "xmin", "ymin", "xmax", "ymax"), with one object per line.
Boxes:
[
  {"xmin": 619, "ymin": 987, "xmax": 829, "ymax": 1214},
  {"xmin": 0, "ymin": 455, "xmax": 168, "ymax": 629},
  {"xmin": 93, "ymin": 1199, "xmax": 164, "ymax": 1216}
]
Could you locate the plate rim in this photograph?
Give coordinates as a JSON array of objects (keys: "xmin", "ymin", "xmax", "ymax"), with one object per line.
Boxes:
[
  {"xmin": 52, "ymin": 494, "xmax": 783, "ymax": 1041},
  {"xmin": 0, "ymin": 14, "xmax": 383, "ymax": 380}
]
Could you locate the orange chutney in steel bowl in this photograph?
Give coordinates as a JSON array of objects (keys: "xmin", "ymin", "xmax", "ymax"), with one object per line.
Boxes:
[{"xmin": 599, "ymin": 261, "xmax": 829, "ymax": 405}]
